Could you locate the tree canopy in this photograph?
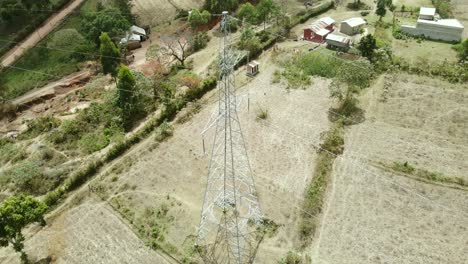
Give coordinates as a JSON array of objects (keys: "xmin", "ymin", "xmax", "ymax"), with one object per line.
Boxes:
[
  {"xmin": 99, "ymin": 32, "xmax": 121, "ymax": 78},
  {"xmin": 257, "ymin": 0, "xmax": 280, "ymax": 29},
  {"xmin": 0, "ymin": 0, "xmax": 50, "ymax": 22},
  {"xmin": 116, "ymin": 65, "xmax": 141, "ymax": 129},
  {"xmin": 204, "ymin": 0, "xmax": 238, "ymax": 13},
  {"xmin": 376, "ymin": 0, "xmax": 387, "ymax": 18},
  {"xmin": 358, "ymin": 34, "xmax": 377, "ymax": 60},
  {"xmin": 82, "ymin": 8, "xmax": 131, "ymax": 46},
  {"xmin": 237, "ymin": 3, "xmax": 258, "ymax": 24},
  {"xmin": 188, "ymin": 9, "xmax": 211, "ymax": 29},
  {"xmin": 0, "ymin": 194, "xmax": 47, "ymax": 264}
]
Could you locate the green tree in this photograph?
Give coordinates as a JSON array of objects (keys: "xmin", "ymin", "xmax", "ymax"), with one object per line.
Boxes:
[
  {"xmin": 239, "ymin": 26, "xmax": 262, "ymax": 56},
  {"xmin": 81, "ymin": 8, "xmax": 131, "ymax": 45},
  {"xmin": 0, "ymin": 194, "xmax": 47, "ymax": 264},
  {"xmin": 115, "ymin": 65, "xmax": 140, "ymax": 129},
  {"xmin": 237, "ymin": 2, "xmax": 257, "ymax": 24},
  {"xmin": 204, "ymin": 0, "xmax": 238, "ymax": 13},
  {"xmin": 376, "ymin": 0, "xmax": 387, "ymax": 19},
  {"xmin": 188, "ymin": 9, "xmax": 211, "ymax": 29},
  {"xmin": 99, "ymin": 32, "xmax": 121, "ymax": 78},
  {"xmin": 257, "ymin": 0, "xmax": 280, "ymax": 30},
  {"xmin": 358, "ymin": 34, "xmax": 377, "ymax": 60}
]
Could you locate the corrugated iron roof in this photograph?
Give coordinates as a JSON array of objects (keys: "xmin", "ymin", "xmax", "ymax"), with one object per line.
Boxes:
[
  {"xmin": 326, "ymin": 34, "xmax": 350, "ymax": 43},
  {"xmin": 418, "ymin": 18, "xmax": 464, "ymax": 29},
  {"xmin": 419, "ymin": 7, "xmax": 436, "ymax": 16},
  {"xmin": 342, "ymin": 17, "xmax": 366, "ymax": 27}
]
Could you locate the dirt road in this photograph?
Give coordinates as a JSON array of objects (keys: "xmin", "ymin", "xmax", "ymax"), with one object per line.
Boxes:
[{"xmin": 0, "ymin": 0, "xmax": 86, "ymax": 68}]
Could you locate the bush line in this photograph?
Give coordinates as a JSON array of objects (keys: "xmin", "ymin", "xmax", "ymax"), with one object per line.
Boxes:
[
  {"xmin": 43, "ymin": 77, "xmax": 217, "ymax": 207},
  {"xmin": 299, "ymin": 123, "xmax": 344, "ymax": 247}
]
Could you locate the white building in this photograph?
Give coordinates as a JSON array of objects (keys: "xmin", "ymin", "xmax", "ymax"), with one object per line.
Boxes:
[
  {"xmin": 340, "ymin": 17, "xmax": 367, "ymax": 35},
  {"xmin": 419, "ymin": 7, "xmax": 436, "ymax": 20},
  {"xmin": 401, "ymin": 7, "xmax": 464, "ymax": 42},
  {"xmin": 325, "ymin": 34, "xmax": 351, "ymax": 49}
]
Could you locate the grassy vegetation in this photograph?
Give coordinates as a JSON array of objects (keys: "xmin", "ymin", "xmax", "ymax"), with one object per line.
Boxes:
[
  {"xmin": 0, "ymin": 0, "xmax": 133, "ymax": 100},
  {"xmin": 384, "ymin": 161, "xmax": 467, "ymax": 187},
  {"xmin": 0, "ymin": 0, "xmax": 74, "ymax": 56},
  {"xmin": 43, "ymin": 77, "xmax": 217, "ymax": 207},
  {"xmin": 299, "ymin": 124, "xmax": 344, "ymax": 246}
]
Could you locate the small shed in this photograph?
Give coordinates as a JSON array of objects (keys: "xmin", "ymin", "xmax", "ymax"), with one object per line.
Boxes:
[
  {"xmin": 325, "ymin": 34, "xmax": 351, "ymax": 49},
  {"xmin": 419, "ymin": 7, "xmax": 436, "ymax": 20},
  {"xmin": 246, "ymin": 61, "xmax": 260, "ymax": 76},
  {"xmin": 340, "ymin": 17, "xmax": 366, "ymax": 35}
]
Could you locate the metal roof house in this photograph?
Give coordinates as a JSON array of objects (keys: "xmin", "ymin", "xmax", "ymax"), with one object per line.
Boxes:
[
  {"xmin": 401, "ymin": 7, "xmax": 464, "ymax": 42},
  {"xmin": 304, "ymin": 17, "xmax": 335, "ymax": 42},
  {"xmin": 325, "ymin": 34, "xmax": 351, "ymax": 49},
  {"xmin": 340, "ymin": 17, "xmax": 366, "ymax": 35}
]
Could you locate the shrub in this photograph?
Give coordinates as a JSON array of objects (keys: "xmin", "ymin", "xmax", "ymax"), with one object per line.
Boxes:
[
  {"xmin": 19, "ymin": 116, "xmax": 61, "ymax": 140},
  {"xmin": 279, "ymin": 251, "xmax": 302, "ymax": 264},
  {"xmin": 6, "ymin": 160, "xmax": 58, "ymax": 195},
  {"xmin": 191, "ymin": 31, "xmax": 210, "ymax": 52},
  {"xmin": 256, "ymin": 108, "xmax": 268, "ymax": 120}
]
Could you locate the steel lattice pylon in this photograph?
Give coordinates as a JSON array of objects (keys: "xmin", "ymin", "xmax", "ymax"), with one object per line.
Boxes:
[{"xmin": 196, "ymin": 11, "xmax": 263, "ymax": 264}]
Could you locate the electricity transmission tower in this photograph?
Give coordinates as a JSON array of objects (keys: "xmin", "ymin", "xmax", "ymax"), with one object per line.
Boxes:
[{"xmin": 196, "ymin": 11, "xmax": 263, "ymax": 264}]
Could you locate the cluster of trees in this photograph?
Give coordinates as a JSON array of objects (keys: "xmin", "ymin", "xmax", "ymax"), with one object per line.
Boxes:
[
  {"xmin": 376, "ymin": 0, "xmax": 395, "ymax": 19},
  {"xmin": 82, "ymin": 8, "xmax": 131, "ymax": 46},
  {"xmin": 237, "ymin": 0, "xmax": 280, "ymax": 29},
  {"xmin": 188, "ymin": 9, "xmax": 212, "ymax": 30},
  {"xmin": 0, "ymin": 0, "xmax": 50, "ymax": 22}
]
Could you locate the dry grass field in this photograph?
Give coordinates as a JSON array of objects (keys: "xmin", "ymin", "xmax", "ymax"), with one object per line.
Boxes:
[{"xmin": 310, "ymin": 74, "xmax": 468, "ymax": 264}]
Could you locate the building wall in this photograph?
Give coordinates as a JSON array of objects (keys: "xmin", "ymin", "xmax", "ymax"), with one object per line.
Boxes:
[
  {"xmin": 419, "ymin": 14, "xmax": 434, "ymax": 20},
  {"xmin": 401, "ymin": 24, "xmax": 463, "ymax": 42},
  {"xmin": 340, "ymin": 23, "xmax": 361, "ymax": 35},
  {"xmin": 326, "ymin": 39, "xmax": 349, "ymax": 48}
]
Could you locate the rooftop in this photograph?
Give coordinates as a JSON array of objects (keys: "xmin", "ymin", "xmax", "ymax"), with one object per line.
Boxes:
[
  {"xmin": 417, "ymin": 18, "xmax": 465, "ymax": 29},
  {"xmin": 316, "ymin": 28, "xmax": 331, "ymax": 36},
  {"xmin": 130, "ymin": 25, "xmax": 146, "ymax": 36},
  {"xmin": 419, "ymin": 7, "xmax": 436, "ymax": 17},
  {"xmin": 342, "ymin": 17, "xmax": 366, "ymax": 27},
  {"xmin": 326, "ymin": 34, "xmax": 350, "ymax": 43},
  {"xmin": 318, "ymin": 16, "xmax": 335, "ymax": 26}
]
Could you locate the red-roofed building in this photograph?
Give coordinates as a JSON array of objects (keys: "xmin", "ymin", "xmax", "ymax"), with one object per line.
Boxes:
[{"xmin": 304, "ymin": 17, "xmax": 335, "ymax": 42}]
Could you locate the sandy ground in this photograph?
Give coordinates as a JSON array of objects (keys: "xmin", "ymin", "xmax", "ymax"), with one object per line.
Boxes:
[
  {"xmin": 0, "ymin": 0, "xmax": 86, "ymax": 67},
  {"xmin": 94, "ymin": 48, "xmax": 333, "ymax": 262},
  {"xmin": 0, "ymin": 196, "xmax": 172, "ymax": 264},
  {"xmin": 452, "ymin": 0, "xmax": 468, "ymax": 38},
  {"xmin": 310, "ymin": 74, "xmax": 468, "ymax": 263}
]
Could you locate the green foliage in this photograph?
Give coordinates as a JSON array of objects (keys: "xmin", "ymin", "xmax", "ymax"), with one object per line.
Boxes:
[
  {"xmin": 191, "ymin": 31, "xmax": 210, "ymax": 52},
  {"xmin": 43, "ymin": 77, "xmax": 217, "ymax": 208},
  {"xmin": 237, "ymin": 2, "xmax": 258, "ymax": 24},
  {"xmin": 239, "ymin": 26, "xmax": 262, "ymax": 56},
  {"xmin": 278, "ymin": 251, "xmax": 302, "ymax": 264},
  {"xmin": 256, "ymin": 108, "xmax": 268, "ymax": 120},
  {"xmin": 188, "ymin": 9, "xmax": 211, "ymax": 29},
  {"xmin": 155, "ymin": 121, "xmax": 173, "ymax": 142},
  {"xmin": 3, "ymin": 157, "xmax": 65, "ymax": 195},
  {"xmin": 82, "ymin": 8, "xmax": 131, "ymax": 46},
  {"xmin": 390, "ymin": 161, "xmax": 467, "ymax": 187},
  {"xmin": 204, "ymin": 0, "xmax": 238, "ymax": 13},
  {"xmin": 99, "ymin": 32, "xmax": 121, "ymax": 77},
  {"xmin": 358, "ymin": 34, "xmax": 378, "ymax": 60},
  {"xmin": 347, "ymin": 0, "xmax": 369, "ymax": 10},
  {"xmin": 18, "ymin": 116, "xmax": 61, "ymax": 140},
  {"xmin": 116, "ymin": 64, "xmax": 143, "ymax": 129},
  {"xmin": 452, "ymin": 39, "xmax": 468, "ymax": 62},
  {"xmin": 0, "ymin": 194, "xmax": 47, "ymax": 263},
  {"xmin": 432, "ymin": 0, "xmax": 452, "ymax": 18},
  {"xmin": 257, "ymin": 0, "xmax": 280, "ymax": 28},
  {"xmin": 376, "ymin": 0, "xmax": 387, "ymax": 18}
]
